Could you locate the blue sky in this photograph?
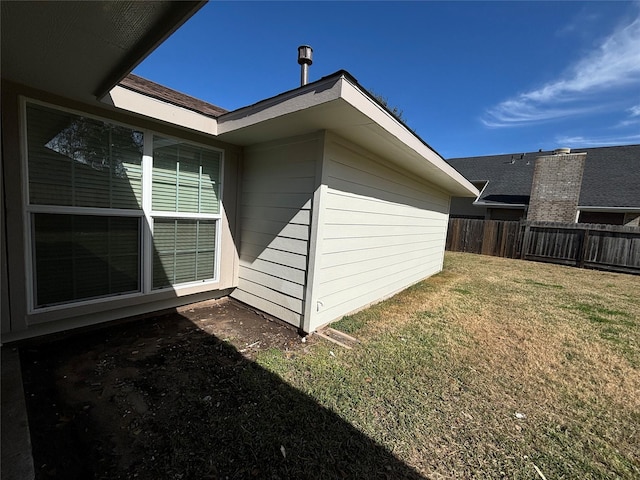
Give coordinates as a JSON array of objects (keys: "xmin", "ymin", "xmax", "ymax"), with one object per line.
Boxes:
[{"xmin": 134, "ymin": 1, "xmax": 640, "ymax": 158}]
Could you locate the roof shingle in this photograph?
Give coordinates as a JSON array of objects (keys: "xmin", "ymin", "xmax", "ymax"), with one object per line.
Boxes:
[
  {"xmin": 119, "ymin": 73, "xmax": 228, "ymax": 118},
  {"xmin": 447, "ymin": 145, "xmax": 640, "ymax": 208}
]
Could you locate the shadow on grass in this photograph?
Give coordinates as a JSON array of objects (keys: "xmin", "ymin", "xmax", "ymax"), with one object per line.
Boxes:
[{"xmin": 20, "ymin": 313, "xmax": 424, "ymax": 479}]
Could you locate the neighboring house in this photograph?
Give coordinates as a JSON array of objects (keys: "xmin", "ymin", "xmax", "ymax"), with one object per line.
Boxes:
[
  {"xmin": 447, "ymin": 145, "xmax": 640, "ymax": 226},
  {"xmin": 0, "ymin": 1, "xmax": 478, "ymax": 341}
]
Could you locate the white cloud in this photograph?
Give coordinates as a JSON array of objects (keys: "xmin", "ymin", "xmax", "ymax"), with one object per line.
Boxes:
[
  {"xmin": 617, "ymin": 119, "xmax": 640, "ymax": 128},
  {"xmin": 614, "ymin": 104, "xmax": 640, "ymax": 127},
  {"xmin": 556, "ymin": 133, "xmax": 640, "ymax": 147},
  {"xmin": 483, "ymin": 10, "xmax": 640, "ymax": 128}
]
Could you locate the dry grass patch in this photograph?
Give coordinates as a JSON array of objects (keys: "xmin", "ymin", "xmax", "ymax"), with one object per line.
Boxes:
[{"xmin": 258, "ymin": 252, "xmax": 640, "ymax": 479}]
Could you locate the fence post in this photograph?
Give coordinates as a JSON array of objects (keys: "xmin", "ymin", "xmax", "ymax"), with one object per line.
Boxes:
[
  {"xmin": 578, "ymin": 228, "xmax": 590, "ymax": 268},
  {"xmin": 520, "ymin": 222, "xmax": 531, "ymax": 260}
]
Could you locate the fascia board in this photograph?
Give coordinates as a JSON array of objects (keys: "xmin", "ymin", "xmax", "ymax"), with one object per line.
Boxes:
[
  {"xmin": 105, "ymin": 85, "xmax": 218, "ymax": 135},
  {"xmin": 473, "ymin": 202, "xmax": 527, "ymax": 208},
  {"xmin": 474, "ymin": 180, "xmax": 489, "ymax": 201},
  {"xmin": 216, "ymin": 76, "xmax": 343, "ymax": 135},
  {"xmin": 578, "ymin": 206, "xmax": 640, "ymax": 212},
  {"xmin": 338, "ymin": 77, "xmax": 479, "ymax": 198}
]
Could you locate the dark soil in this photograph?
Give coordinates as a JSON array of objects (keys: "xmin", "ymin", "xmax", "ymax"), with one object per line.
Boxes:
[{"xmin": 20, "ymin": 298, "xmax": 423, "ymax": 480}]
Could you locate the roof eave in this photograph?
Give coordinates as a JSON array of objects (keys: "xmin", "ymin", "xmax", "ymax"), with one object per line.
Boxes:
[
  {"xmin": 578, "ymin": 206, "xmax": 640, "ymax": 212},
  {"xmin": 105, "ymin": 84, "xmax": 218, "ymax": 135},
  {"xmin": 1, "ymin": 1, "xmax": 205, "ymax": 105},
  {"xmin": 473, "ymin": 202, "xmax": 528, "ymax": 209},
  {"xmin": 94, "ymin": 1, "xmax": 206, "ymax": 99},
  {"xmin": 217, "ymin": 71, "xmax": 479, "ymax": 198}
]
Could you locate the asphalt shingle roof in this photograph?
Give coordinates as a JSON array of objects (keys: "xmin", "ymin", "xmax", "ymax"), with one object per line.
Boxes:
[
  {"xmin": 447, "ymin": 145, "xmax": 640, "ymax": 208},
  {"xmin": 119, "ymin": 74, "xmax": 228, "ymax": 118}
]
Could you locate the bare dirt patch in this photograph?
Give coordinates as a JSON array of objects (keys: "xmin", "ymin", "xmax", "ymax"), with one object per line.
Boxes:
[
  {"xmin": 21, "ymin": 299, "xmax": 306, "ymax": 479},
  {"xmin": 20, "ymin": 298, "xmax": 422, "ymax": 480}
]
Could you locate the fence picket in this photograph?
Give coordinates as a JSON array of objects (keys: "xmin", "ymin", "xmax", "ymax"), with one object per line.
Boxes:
[{"xmin": 446, "ymin": 218, "xmax": 640, "ymax": 274}]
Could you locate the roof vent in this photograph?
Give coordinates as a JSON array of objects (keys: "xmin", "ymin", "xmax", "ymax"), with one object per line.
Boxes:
[
  {"xmin": 297, "ymin": 45, "xmax": 313, "ymax": 86},
  {"xmin": 553, "ymin": 147, "xmax": 571, "ymax": 155}
]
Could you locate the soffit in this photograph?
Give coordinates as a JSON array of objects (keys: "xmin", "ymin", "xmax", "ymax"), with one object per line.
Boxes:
[{"xmin": 1, "ymin": 1, "xmax": 203, "ymax": 104}]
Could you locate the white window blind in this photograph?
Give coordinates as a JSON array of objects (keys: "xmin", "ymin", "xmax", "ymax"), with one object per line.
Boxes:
[
  {"xmin": 26, "ymin": 103, "xmax": 144, "ymax": 307},
  {"xmin": 151, "ymin": 136, "xmax": 220, "ymax": 289},
  {"xmin": 152, "ymin": 137, "xmax": 220, "ymax": 214},
  {"xmin": 25, "ymin": 102, "xmax": 222, "ymax": 310},
  {"xmin": 26, "ymin": 103, "xmax": 143, "ymax": 209},
  {"xmin": 33, "ymin": 214, "xmax": 140, "ymax": 307},
  {"xmin": 152, "ymin": 219, "xmax": 216, "ymax": 289}
]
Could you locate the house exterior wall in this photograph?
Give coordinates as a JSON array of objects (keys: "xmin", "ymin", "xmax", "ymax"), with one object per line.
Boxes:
[
  {"xmin": 528, "ymin": 153, "xmax": 586, "ymax": 223},
  {"xmin": 577, "ymin": 211, "xmax": 640, "ymax": 226},
  {"xmin": 449, "ymin": 196, "xmax": 485, "ymax": 218},
  {"xmin": 305, "ymin": 133, "xmax": 450, "ymax": 331},
  {"xmin": 578, "ymin": 211, "xmax": 625, "ymax": 225},
  {"xmin": 231, "ymin": 133, "xmax": 323, "ymax": 329},
  {"xmin": 486, "ymin": 208, "xmax": 526, "ymax": 221},
  {"xmin": 1, "ymin": 81, "xmax": 241, "ymax": 341}
]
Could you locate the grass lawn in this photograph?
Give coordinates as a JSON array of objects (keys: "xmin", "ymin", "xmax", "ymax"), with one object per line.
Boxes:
[{"xmin": 257, "ymin": 252, "xmax": 640, "ymax": 479}]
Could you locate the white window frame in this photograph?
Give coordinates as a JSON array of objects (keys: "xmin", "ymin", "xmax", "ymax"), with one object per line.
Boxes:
[
  {"xmin": 21, "ymin": 97, "xmax": 224, "ymax": 314},
  {"xmin": 148, "ymin": 132, "xmax": 224, "ymax": 293}
]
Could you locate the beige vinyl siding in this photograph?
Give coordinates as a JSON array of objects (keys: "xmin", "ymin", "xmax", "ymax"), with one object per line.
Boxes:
[
  {"xmin": 309, "ymin": 134, "xmax": 450, "ymax": 329},
  {"xmin": 232, "ymin": 134, "xmax": 321, "ymax": 328}
]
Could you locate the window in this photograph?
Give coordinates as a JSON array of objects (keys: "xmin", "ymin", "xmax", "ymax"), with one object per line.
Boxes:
[
  {"xmin": 152, "ymin": 219, "xmax": 216, "ymax": 288},
  {"xmin": 33, "ymin": 214, "xmax": 140, "ymax": 306},
  {"xmin": 152, "ymin": 137, "xmax": 220, "ymax": 214},
  {"xmin": 151, "ymin": 137, "xmax": 221, "ymax": 289},
  {"xmin": 27, "ymin": 103, "xmax": 143, "ymax": 209},
  {"xmin": 24, "ymin": 101, "xmax": 222, "ymax": 310}
]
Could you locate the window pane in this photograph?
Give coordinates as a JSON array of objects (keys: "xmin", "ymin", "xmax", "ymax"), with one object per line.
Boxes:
[
  {"xmin": 33, "ymin": 214, "xmax": 140, "ymax": 307},
  {"xmin": 26, "ymin": 103, "xmax": 143, "ymax": 209},
  {"xmin": 152, "ymin": 219, "xmax": 216, "ymax": 289},
  {"xmin": 152, "ymin": 137, "xmax": 220, "ymax": 214}
]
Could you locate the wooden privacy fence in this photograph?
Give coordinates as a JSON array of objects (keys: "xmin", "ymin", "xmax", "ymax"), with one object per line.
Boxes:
[{"xmin": 446, "ymin": 218, "xmax": 640, "ymax": 274}]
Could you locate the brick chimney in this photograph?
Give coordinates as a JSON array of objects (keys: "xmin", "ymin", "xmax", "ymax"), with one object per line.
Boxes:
[{"xmin": 527, "ymin": 149, "xmax": 586, "ymax": 223}]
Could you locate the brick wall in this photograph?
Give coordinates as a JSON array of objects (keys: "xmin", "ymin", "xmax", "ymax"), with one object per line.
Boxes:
[{"xmin": 527, "ymin": 152, "xmax": 586, "ymax": 222}]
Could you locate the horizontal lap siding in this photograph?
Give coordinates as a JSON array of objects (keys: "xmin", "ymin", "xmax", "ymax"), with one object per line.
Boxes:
[
  {"xmin": 232, "ymin": 136, "xmax": 320, "ymax": 328},
  {"xmin": 310, "ymin": 138, "xmax": 449, "ymax": 328}
]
